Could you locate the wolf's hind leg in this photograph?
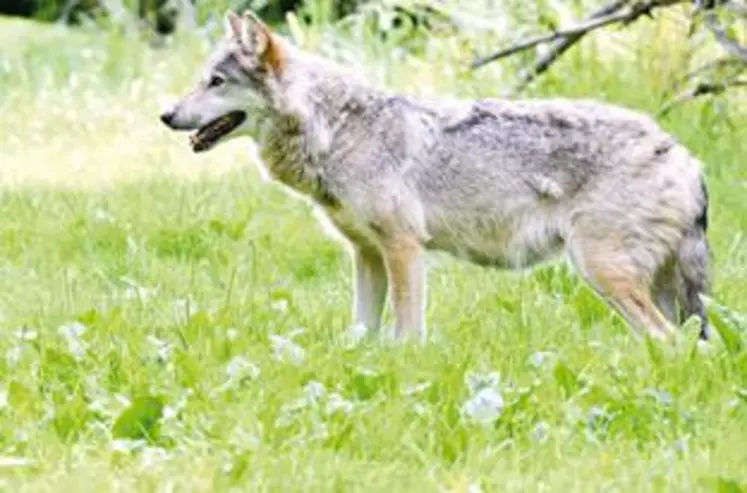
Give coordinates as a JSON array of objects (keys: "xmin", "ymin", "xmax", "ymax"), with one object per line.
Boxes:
[
  {"xmin": 674, "ymin": 225, "xmax": 712, "ymax": 340},
  {"xmin": 651, "ymin": 227, "xmax": 711, "ymax": 340},
  {"xmin": 652, "ymin": 260, "xmax": 681, "ymax": 325},
  {"xmin": 568, "ymin": 239, "xmax": 676, "ymax": 340}
]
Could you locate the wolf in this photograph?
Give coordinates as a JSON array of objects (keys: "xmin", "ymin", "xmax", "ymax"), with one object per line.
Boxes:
[{"xmin": 160, "ymin": 9, "xmax": 712, "ymax": 342}]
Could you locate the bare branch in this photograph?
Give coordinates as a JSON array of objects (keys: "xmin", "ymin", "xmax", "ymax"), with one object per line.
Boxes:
[
  {"xmin": 668, "ymin": 57, "xmax": 745, "ymax": 90},
  {"xmin": 660, "ymin": 2, "xmax": 746, "ymax": 114},
  {"xmin": 703, "ymin": 9, "xmax": 747, "ymax": 61},
  {"xmin": 725, "ymin": 1, "xmax": 747, "ymax": 15},
  {"xmin": 513, "ymin": 0, "xmax": 632, "ymax": 93},
  {"xmin": 471, "ymin": 0, "xmax": 687, "ymax": 70},
  {"xmin": 659, "ymin": 78, "xmax": 747, "ymax": 115},
  {"xmin": 57, "ymin": 0, "xmax": 83, "ymax": 24}
]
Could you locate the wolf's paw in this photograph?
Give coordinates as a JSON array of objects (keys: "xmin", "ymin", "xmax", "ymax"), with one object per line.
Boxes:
[
  {"xmin": 383, "ymin": 327, "xmax": 428, "ymax": 345},
  {"xmin": 340, "ymin": 322, "xmax": 371, "ymax": 348}
]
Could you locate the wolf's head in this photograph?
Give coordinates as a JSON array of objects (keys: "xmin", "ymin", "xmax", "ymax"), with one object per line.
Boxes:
[{"xmin": 159, "ymin": 10, "xmax": 287, "ymax": 153}]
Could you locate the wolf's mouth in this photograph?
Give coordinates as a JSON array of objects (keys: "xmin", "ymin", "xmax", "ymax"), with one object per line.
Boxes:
[{"xmin": 189, "ymin": 111, "xmax": 247, "ymax": 153}]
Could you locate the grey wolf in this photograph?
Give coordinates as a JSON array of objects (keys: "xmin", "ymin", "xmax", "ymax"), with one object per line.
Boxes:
[{"xmin": 159, "ymin": 9, "xmax": 712, "ymax": 342}]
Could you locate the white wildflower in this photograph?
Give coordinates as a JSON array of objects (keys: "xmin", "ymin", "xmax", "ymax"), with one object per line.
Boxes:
[
  {"xmin": 92, "ymin": 208, "xmax": 115, "ymax": 224},
  {"xmin": 287, "ymin": 327, "xmax": 306, "ymax": 338},
  {"xmin": 124, "ymin": 285, "xmax": 155, "ymax": 302},
  {"xmin": 174, "ymin": 298, "xmax": 199, "ymax": 318},
  {"xmin": 326, "ymin": 392, "xmax": 354, "ymax": 415},
  {"xmin": 528, "ymin": 351, "xmax": 554, "ymax": 369},
  {"xmin": 270, "ymin": 299, "xmax": 288, "ymax": 313},
  {"xmin": 303, "ymin": 381, "xmax": 326, "ymax": 404},
  {"xmin": 644, "ymin": 388, "xmax": 673, "ymax": 407},
  {"xmin": 13, "ymin": 430, "xmax": 28, "ymax": 444},
  {"xmin": 126, "ymin": 236, "xmax": 138, "ymax": 258},
  {"xmin": 13, "ymin": 328, "xmax": 37, "ymax": 341},
  {"xmin": 465, "ymin": 371, "xmax": 501, "ymax": 394},
  {"xmin": 225, "ymin": 356, "xmax": 261, "ymax": 381},
  {"xmin": 402, "ymin": 381, "xmax": 432, "ymax": 396},
  {"xmin": 0, "ymin": 457, "xmax": 34, "ymax": 468},
  {"xmin": 412, "ymin": 403, "xmax": 429, "ymax": 416},
  {"xmin": 138, "ymin": 447, "xmax": 170, "ymax": 470},
  {"xmin": 531, "ymin": 421, "xmax": 550, "ymax": 444},
  {"xmin": 58, "ymin": 322, "xmax": 87, "ymax": 360},
  {"xmin": 274, "ymin": 409, "xmax": 296, "ymax": 428},
  {"xmin": 163, "ymin": 388, "xmax": 192, "ymax": 421},
  {"xmin": 120, "ymin": 277, "xmax": 156, "ymax": 302},
  {"xmin": 110, "ymin": 439, "xmax": 146, "ymax": 454},
  {"xmin": 467, "ymin": 483, "xmax": 483, "ymax": 493},
  {"xmin": 275, "ymin": 381, "xmax": 327, "ymax": 427},
  {"xmin": 308, "ymin": 416, "xmax": 329, "ymax": 442},
  {"xmin": 162, "ymin": 406, "xmax": 178, "ymax": 421},
  {"xmin": 227, "ymin": 427, "xmax": 261, "ymax": 452},
  {"xmin": 462, "ymin": 369, "xmax": 505, "ymax": 424},
  {"xmin": 672, "ymin": 436, "xmax": 690, "ymax": 455},
  {"xmin": 270, "ymin": 334, "xmax": 306, "ymax": 365},
  {"xmin": 147, "ymin": 336, "xmax": 174, "ymax": 363},
  {"xmin": 461, "ymin": 387, "xmax": 504, "ymax": 425},
  {"xmin": 6, "ymin": 347, "xmax": 23, "ymax": 367},
  {"xmin": 342, "ymin": 323, "xmax": 369, "ymax": 348},
  {"xmin": 113, "ymin": 393, "xmax": 132, "ymax": 408},
  {"xmin": 88, "ymin": 396, "xmax": 114, "ymax": 417}
]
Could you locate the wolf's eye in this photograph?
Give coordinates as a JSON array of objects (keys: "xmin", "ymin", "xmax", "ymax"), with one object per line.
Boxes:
[{"xmin": 208, "ymin": 75, "xmax": 225, "ymax": 88}]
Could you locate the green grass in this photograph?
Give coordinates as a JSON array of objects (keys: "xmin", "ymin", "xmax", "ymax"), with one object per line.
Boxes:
[{"xmin": 0, "ymin": 12, "xmax": 746, "ymax": 492}]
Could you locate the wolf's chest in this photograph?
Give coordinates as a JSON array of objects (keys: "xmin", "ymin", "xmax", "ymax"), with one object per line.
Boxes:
[
  {"xmin": 259, "ymin": 137, "xmax": 338, "ymax": 207},
  {"xmin": 308, "ymin": 203, "xmax": 381, "ymax": 251}
]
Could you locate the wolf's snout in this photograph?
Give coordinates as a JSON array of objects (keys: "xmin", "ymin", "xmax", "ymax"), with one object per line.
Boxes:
[{"xmin": 160, "ymin": 110, "xmax": 176, "ymax": 128}]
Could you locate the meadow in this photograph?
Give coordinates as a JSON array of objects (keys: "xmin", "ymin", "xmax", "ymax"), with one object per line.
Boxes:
[{"xmin": 0, "ymin": 5, "xmax": 746, "ymax": 491}]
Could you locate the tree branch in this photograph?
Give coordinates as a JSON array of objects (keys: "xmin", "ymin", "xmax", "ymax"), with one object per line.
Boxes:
[
  {"xmin": 471, "ymin": 0, "xmax": 687, "ymax": 70},
  {"xmin": 668, "ymin": 57, "xmax": 745, "ymax": 89},
  {"xmin": 659, "ymin": 78, "xmax": 747, "ymax": 115},
  {"xmin": 513, "ymin": 0, "xmax": 632, "ymax": 93},
  {"xmin": 703, "ymin": 9, "xmax": 747, "ymax": 61},
  {"xmin": 57, "ymin": 0, "xmax": 83, "ymax": 24}
]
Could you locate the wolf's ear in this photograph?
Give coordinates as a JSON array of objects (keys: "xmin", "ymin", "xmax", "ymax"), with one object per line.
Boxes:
[
  {"xmin": 240, "ymin": 11, "xmax": 270, "ymax": 56},
  {"xmin": 225, "ymin": 10, "xmax": 242, "ymax": 39},
  {"xmin": 239, "ymin": 10, "xmax": 285, "ymax": 74}
]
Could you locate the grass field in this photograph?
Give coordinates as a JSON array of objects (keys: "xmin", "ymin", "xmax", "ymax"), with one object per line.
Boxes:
[{"xmin": 0, "ymin": 10, "xmax": 746, "ymax": 492}]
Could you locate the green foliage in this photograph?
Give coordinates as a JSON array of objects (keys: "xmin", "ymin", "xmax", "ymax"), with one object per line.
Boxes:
[{"xmin": 112, "ymin": 395, "xmax": 165, "ymax": 442}]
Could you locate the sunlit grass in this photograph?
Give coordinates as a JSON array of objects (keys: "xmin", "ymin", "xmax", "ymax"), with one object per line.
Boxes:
[{"xmin": 0, "ymin": 13, "xmax": 745, "ymax": 492}]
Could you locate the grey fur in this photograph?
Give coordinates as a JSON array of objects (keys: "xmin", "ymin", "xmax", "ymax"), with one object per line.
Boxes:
[{"xmin": 161, "ymin": 10, "xmax": 712, "ymax": 341}]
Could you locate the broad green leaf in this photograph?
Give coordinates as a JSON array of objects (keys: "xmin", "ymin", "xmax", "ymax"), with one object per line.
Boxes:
[{"xmin": 112, "ymin": 395, "xmax": 165, "ymax": 442}]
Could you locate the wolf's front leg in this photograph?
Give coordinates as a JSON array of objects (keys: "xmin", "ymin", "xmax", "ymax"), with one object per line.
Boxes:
[
  {"xmin": 352, "ymin": 247, "xmax": 388, "ymax": 333},
  {"xmin": 382, "ymin": 236, "xmax": 427, "ymax": 341}
]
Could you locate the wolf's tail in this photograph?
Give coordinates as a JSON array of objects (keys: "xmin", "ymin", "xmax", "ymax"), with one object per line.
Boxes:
[{"xmin": 676, "ymin": 176, "xmax": 712, "ymax": 340}]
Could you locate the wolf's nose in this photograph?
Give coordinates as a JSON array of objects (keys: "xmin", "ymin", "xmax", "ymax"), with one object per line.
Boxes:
[{"xmin": 160, "ymin": 111, "xmax": 175, "ymax": 127}]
